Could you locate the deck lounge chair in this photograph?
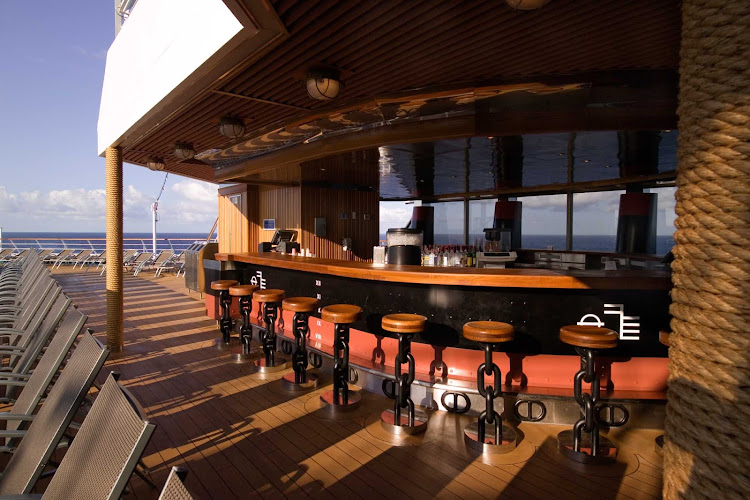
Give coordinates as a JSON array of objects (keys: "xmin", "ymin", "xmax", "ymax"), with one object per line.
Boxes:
[
  {"xmin": 158, "ymin": 467, "xmax": 194, "ymax": 500},
  {"xmin": 0, "ymin": 250, "xmax": 15, "ymax": 265},
  {"xmin": 0, "ymin": 370, "xmax": 153, "ymax": 499},
  {"xmin": 52, "ymin": 250, "xmax": 84, "ymax": 269},
  {"xmin": 0, "ymin": 332, "xmax": 109, "ymax": 495},
  {"xmin": 0, "ymin": 309, "xmax": 89, "ymax": 442},
  {"xmin": 154, "ymin": 251, "xmax": 184, "ymax": 277},
  {"xmin": 0, "ymin": 280, "xmax": 59, "ymax": 335},
  {"xmin": 68, "ymin": 250, "xmax": 93, "ymax": 269},
  {"xmin": 0, "ymin": 293, "xmax": 71, "ymax": 379},
  {"xmin": 124, "ymin": 251, "xmax": 152, "ymax": 274},
  {"xmin": 135, "ymin": 251, "xmax": 172, "ymax": 276}
]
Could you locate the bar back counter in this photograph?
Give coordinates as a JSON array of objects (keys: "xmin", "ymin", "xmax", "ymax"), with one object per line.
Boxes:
[{"xmin": 211, "ymin": 252, "xmax": 671, "ymax": 427}]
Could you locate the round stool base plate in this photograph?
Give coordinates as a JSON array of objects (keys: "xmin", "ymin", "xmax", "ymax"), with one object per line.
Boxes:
[
  {"xmin": 252, "ymin": 357, "xmax": 290, "ymax": 373},
  {"xmin": 654, "ymin": 435, "xmax": 665, "ymax": 456},
  {"xmin": 380, "ymin": 409, "xmax": 428, "ymax": 436},
  {"xmin": 214, "ymin": 338, "xmax": 237, "ymax": 351},
  {"xmin": 281, "ymin": 372, "xmax": 319, "ymax": 392},
  {"xmin": 557, "ymin": 430, "xmax": 617, "ymax": 464},
  {"xmin": 464, "ymin": 421, "xmax": 517, "ymax": 454},
  {"xmin": 320, "ymin": 390, "xmax": 361, "ymax": 413}
]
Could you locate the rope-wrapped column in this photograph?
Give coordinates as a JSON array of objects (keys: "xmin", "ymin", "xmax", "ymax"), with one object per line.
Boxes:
[
  {"xmin": 666, "ymin": 1, "xmax": 750, "ymax": 498},
  {"xmin": 105, "ymin": 146, "xmax": 123, "ymax": 353}
]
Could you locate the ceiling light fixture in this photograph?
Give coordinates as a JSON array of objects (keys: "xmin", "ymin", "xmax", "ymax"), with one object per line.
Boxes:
[
  {"xmin": 173, "ymin": 142, "xmax": 195, "ymax": 160},
  {"xmin": 505, "ymin": 0, "xmax": 552, "ymax": 10},
  {"xmin": 305, "ymin": 69, "xmax": 342, "ymax": 101},
  {"xmin": 146, "ymin": 157, "xmax": 165, "ymax": 171},
  {"xmin": 218, "ymin": 116, "xmax": 245, "ymax": 139}
]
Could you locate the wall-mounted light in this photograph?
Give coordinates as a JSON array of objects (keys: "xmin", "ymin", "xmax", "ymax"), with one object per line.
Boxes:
[
  {"xmin": 146, "ymin": 157, "xmax": 165, "ymax": 171},
  {"xmin": 305, "ymin": 69, "xmax": 342, "ymax": 101},
  {"xmin": 505, "ymin": 0, "xmax": 551, "ymax": 10},
  {"xmin": 218, "ymin": 116, "xmax": 245, "ymax": 139},
  {"xmin": 173, "ymin": 141, "xmax": 195, "ymax": 160}
]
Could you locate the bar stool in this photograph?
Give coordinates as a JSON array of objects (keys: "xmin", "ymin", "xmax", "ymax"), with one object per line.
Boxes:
[
  {"xmin": 320, "ymin": 304, "xmax": 362, "ymax": 411},
  {"xmin": 252, "ymin": 289, "xmax": 289, "ymax": 373},
  {"xmin": 655, "ymin": 330, "xmax": 670, "ymax": 454},
  {"xmin": 380, "ymin": 314, "xmax": 428, "ymax": 435},
  {"xmin": 210, "ymin": 280, "xmax": 238, "ymax": 350},
  {"xmin": 557, "ymin": 324, "xmax": 621, "ymax": 464},
  {"xmin": 228, "ymin": 284, "xmax": 259, "ymax": 363},
  {"xmin": 462, "ymin": 321, "xmax": 517, "ymax": 454},
  {"xmin": 281, "ymin": 297, "xmax": 320, "ymax": 391}
]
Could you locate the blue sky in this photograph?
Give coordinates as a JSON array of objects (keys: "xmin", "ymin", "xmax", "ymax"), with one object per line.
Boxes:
[{"xmin": 0, "ymin": 1, "xmax": 218, "ymax": 233}]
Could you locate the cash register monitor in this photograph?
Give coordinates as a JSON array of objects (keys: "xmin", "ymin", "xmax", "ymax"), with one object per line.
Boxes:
[{"xmin": 271, "ymin": 229, "xmax": 298, "ymax": 246}]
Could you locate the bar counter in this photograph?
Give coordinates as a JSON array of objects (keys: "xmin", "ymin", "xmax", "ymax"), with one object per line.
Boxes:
[
  {"xmin": 215, "ymin": 252, "xmax": 672, "ymax": 290},
  {"xmin": 210, "ymin": 252, "xmax": 671, "ymax": 392}
]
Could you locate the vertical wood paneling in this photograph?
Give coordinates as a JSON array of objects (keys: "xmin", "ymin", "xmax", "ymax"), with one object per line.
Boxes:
[
  {"xmin": 299, "ymin": 151, "xmax": 380, "ymax": 261},
  {"xmin": 258, "ymin": 186, "xmax": 301, "ymax": 244},
  {"xmin": 218, "ymin": 184, "xmax": 258, "ymax": 253}
]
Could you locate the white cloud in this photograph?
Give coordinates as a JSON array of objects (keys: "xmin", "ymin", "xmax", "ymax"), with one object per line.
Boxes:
[
  {"xmin": 0, "ymin": 181, "xmax": 218, "ymax": 232},
  {"xmin": 171, "ymin": 180, "xmax": 217, "ymax": 203}
]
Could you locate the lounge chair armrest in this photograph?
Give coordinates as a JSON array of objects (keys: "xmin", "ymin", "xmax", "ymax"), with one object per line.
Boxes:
[
  {"xmin": 0, "ymin": 306, "xmax": 22, "ymax": 313},
  {"xmin": 0, "ymin": 329, "xmax": 23, "ymax": 335},
  {"xmin": 0, "ymin": 413, "xmax": 34, "ymax": 421},
  {"xmin": 0, "ymin": 381, "xmax": 27, "ymax": 389},
  {"xmin": 0, "ymin": 346, "xmax": 28, "ymax": 353},
  {"xmin": 0, "ymin": 373, "xmax": 30, "ymax": 380}
]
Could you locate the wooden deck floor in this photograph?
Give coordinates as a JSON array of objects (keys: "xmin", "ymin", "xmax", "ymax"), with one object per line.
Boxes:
[{"xmin": 53, "ymin": 269, "xmax": 665, "ymax": 500}]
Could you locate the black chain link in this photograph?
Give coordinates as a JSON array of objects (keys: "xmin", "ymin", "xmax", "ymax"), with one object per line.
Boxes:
[
  {"xmin": 261, "ymin": 302, "xmax": 279, "ymax": 366},
  {"xmin": 476, "ymin": 344, "xmax": 503, "ymax": 444},
  {"xmin": 332, "ymin": 323, "xmax": 350, "ymax": 405},
  {"xmin": 572, "ymin": 347, "xmax": 605, "ymax": 455},
  {"xmin": 291, "ymin": 312, "xmax": 310, "ymax": 384},
  {"xmin": 219, "ymin": 290, "xmax": 233, "ymax": 344},
  {"xmin": 238, "ymin": 296, "xmax": 252, "ymax": 354},
  {"xmin": 393, "ymin": 333, "xmax": 416, "ymax": 426}
]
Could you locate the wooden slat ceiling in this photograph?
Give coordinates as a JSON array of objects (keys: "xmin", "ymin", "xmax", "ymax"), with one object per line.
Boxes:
[{"xmin": 122, "ymin": 0, "xmax": 681, "ymax": 182}]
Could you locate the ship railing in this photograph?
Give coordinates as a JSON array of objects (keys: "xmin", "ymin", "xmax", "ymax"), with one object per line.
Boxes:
[{"xmin": 0, "ymin": 237, "xmax": 215, "ymax": 257}]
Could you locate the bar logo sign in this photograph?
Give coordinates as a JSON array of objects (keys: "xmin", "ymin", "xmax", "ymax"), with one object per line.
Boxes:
[{"xmin": 577, "ymin": 304, "xmax": 641, "ymax": 341}]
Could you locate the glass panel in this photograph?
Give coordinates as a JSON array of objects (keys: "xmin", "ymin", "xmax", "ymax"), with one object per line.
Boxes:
[
  {"xmin": 516, "ymin": 194, "xmax": 567, "ymax": 250},
  {"xmin": 379, "ymin": 201, "xmax": 421, "ymax": 242},
  {"xmin": 521, "ymin": 133, "xmax": 570, "ymax": 187},
  {"xmin": 572, "ymin": 191, "xmax": 624, "ymax": 252},
  {"xmin": 429, "ymin": 201, "xmax": 465, "ymax": 245},
  {"xmin": 468, "ymin": 199, "xmax": 496, "ymax": 245},
  {"xmin": 572, "ymin": 131, "xmax": 620, "ymax": 183},
  {"xmin": 647, "ymin": 186, "xmax": 677, "ymax": 254},
  {"xmin": 657, "ymin": 130, "xmax": 678, "ymax": 173}
]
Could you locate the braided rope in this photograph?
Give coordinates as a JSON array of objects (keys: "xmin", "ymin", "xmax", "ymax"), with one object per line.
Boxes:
[
  {"xmin": 105, "ymin": 146, "xmax": 124, "ymax": 352},
  {"xmin": 665, "ymin": 1, "xmax": 750, "ymax": 498}
]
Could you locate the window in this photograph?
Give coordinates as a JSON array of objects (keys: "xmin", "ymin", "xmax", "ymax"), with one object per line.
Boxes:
[
  {"xmin": 468, "ymin": 199, "xmax": 496, "ymax": 245},
  {"xmin": 647, "ymin": 186, "xmax": 677, "ymax": 255},
  {"xmin": 571, "ymin": 191, "xmax": 623, "ymax": 252},
  {"xmin": 379, "ymin": 201, "xmax": 421, "ymax": 242},
  {"xmin": 516, "ymin": 194, "xmax": 566, "ymax": 249},
  {"xmin": 429, "ymin": 201, "xmax": 465, "ymax": 245}
]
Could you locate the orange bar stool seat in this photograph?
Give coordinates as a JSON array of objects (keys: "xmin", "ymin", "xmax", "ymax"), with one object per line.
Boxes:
[
  {"xmin": 380, "ymin": 314, "xmax": 428, "ymax": 436},
  {"xmin": 252, "ymin": 289, "xmax": 289, "ymax": 373},
  {"xmin": 557, "ymin": 325, "xmax": 628, "ymax": 464},
  {"xmin": 228, "ymin": 284, "xmax": 259, "ymax": 363},
  {"xmin": 210, "ymin": 280, "xmax": 238, "ymax": 349},
  {"xmin": 319, "ymin": 304, "xmax": 362, "ymax": 412},
  {"xmin": 462, "ymin": 321, "xmax": 518, "ymax": 454},
  {"xmin": 281, "ymin": 297, "xmax": 320, "ymax": 391}
]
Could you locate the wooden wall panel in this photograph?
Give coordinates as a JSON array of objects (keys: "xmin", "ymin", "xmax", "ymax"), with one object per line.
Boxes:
[
  {"xmin": 300, "ymin": 187, "xmax": 378, "ymax": 261},
  {"xmin": 258, "ymin": 186, "xmax": 301, "ymax": 244},
  {"xmin": 217, "ymin": 184, "xmax": 259, "ymax": 253}
]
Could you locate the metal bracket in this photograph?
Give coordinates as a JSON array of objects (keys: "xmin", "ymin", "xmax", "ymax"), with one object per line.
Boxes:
[
  {"xmin": 596, "ymin": 403, "xmax": 629, "ymax": 427},
  {"xmin": 441, "ymin": 392, "xmax": 471, "ymax": 414},
  {"xmin": 513, "ymin": 399, "xmax": 547, "ymax": 422}
]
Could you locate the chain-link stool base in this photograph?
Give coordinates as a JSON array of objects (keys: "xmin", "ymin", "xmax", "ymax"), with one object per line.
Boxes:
[
  {"xmin": 380, "ymin": 408, "xmax": 428, "ymax": 436},
  {"xmin": 557, "ymin": 430, "xmax": 617, "ymax": 464},
  {"xmin": 281, "ymin": 372, "xmax": 319, "ymax": 391},
  {"xmin": 319, "ymin": 390, "xmax": 361, "ymax": 412},
  {"xmin": 210, "ymin": 282, "xmax": 238, "ymax": 351},
  {"xmin": 464, "ymin": 422, "xmax": 517, "ymax": 454}
]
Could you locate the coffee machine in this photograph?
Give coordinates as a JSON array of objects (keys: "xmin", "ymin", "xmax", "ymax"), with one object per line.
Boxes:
[{"xmin": 476, "ymin": 200, "xmax": 521, "ymax": 268}]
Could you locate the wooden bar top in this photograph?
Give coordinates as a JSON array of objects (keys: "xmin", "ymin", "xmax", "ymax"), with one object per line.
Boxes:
[{"xmin": 214, "ymin": 252, "xmax": 672, "ymax": 290}]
